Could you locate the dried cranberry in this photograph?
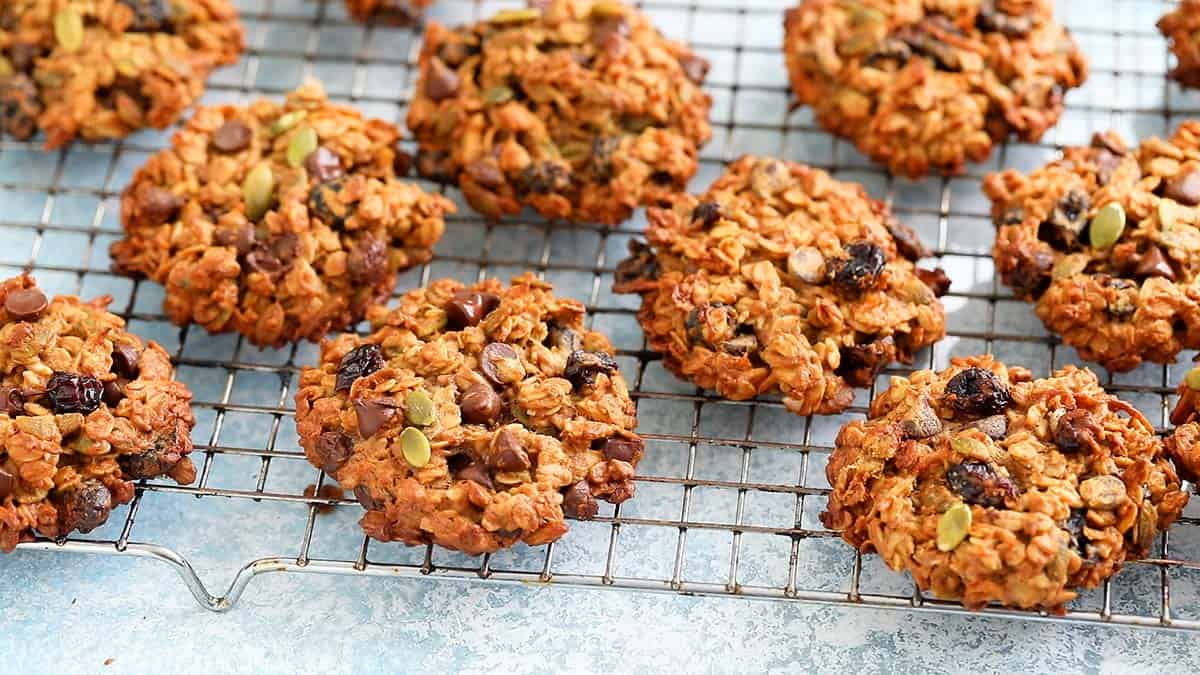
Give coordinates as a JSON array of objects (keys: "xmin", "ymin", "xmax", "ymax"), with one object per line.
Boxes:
[
  {"xmin": 827, "ymin": 242, "xmax": 885, "ymax": 295},
  {"xmin": 563, "ymin": 350, "xmax": 619, "ymax": 390},
  {"xmin": 335, "ymin": 344, "xmax": 385, "ymax": 392},
  {"xmin": 836, "ymin": 336, "xmax": 894, "ymax": 387},
  {"xmin": 46, "ymin": 372, "xmax": 104, "ymax": 414},
  {"xmin": 946, "ymin": 461, "xmax": 1016, "ymax": 508},
  {"xmin": 943, "ymin": 367, "xmax": 1010, "ymax": 418}
]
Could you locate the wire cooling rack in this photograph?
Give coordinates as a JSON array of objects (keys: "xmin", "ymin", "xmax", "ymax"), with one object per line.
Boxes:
[{"xmin": 5, "ymin": 0, "xmax": 1200, "ymax": 630}]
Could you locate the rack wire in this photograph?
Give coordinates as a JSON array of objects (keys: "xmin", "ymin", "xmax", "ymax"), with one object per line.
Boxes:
[{"xmin": 4, "ymin": 0, "xmax": 1200, "ymax": 629}]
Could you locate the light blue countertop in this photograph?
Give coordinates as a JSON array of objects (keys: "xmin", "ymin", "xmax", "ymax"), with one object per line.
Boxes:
[{"xmin": 6, "ymin": 0, "xmax": 1200, "ymax": 672}]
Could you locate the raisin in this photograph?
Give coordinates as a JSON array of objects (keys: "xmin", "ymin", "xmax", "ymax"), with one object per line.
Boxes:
[
  {"xmin": 58, "ymin": 481, "xmax": 113, "ymax": 534},
  {"xmin": 1007, "ymin": 250, "xmax": 1054, "ymax": 299},
  {"xmin": 589, "ymin": 136, "xmax": 620, "ymax": 181},
  {"xmin": 564, "ymin": 350, "xmax": 619, "ymax": 390},
  {"xmin": 692, "ymin": 201, "xmax": 722, "ymax": 227},
  {"xmin": 46, "ymin": 372, "xmax": 104, "ymax": 414},
  {"xmin": 309, "ymin": 178, "xmax": 354, "ymax": 228},
  {"xmin": 836, "ymin": 336, "xmax": 895, "ymax": 387},
  {"xmin": 517, "ymin": 161, "xmax": 570, "ymax": 194},
  {"xmin": 335, "ymin": 344, "xmax": 385, "ymax": 392},
  {"xmin": 118, "ymin": 427, "xmax": 186, "ymax": 479},
  {"xmin": 943, "ymin": 367, "xmax": 1010, "ymax": 418},
  {"xmin": 1037, "ymin": 189, "xmax": 1090, "ymax": 250},
  {"xmin": 1064, "ymin": 508, "xmax": 1089, "ymax": 558},
  {"xmin": 946, "ymin": 461, "xmax": 1016, "ymax": 508},
  {"xmin": 827, "ymin": 242, "xmax": 886, "ymax": 295},
  {"xmin": 1054, "ymin": 408, "xmax": 1099, "ymax": 452},
  {"xmin": 884, "ymin": 216, "xmax": 931, "ymax": 261},
  {"xmin": 118, "ymin": 0, "xmax": 171, "ymax": 32}
]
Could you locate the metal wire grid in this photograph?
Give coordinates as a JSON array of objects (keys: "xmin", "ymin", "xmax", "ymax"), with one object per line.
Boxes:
[{"xmin": 2, "ymin": 0, "xmax": 1200, "ymax": 629}]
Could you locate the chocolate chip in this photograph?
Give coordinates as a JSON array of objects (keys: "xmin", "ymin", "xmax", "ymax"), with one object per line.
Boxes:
[
  {"xmin": 943, "ymin": 367, "xmax": 1010, "ymax": 418},
  {"xmin": 562, "ymin": 480, "xmax": 598, "ymax": 519},
  {"xmin": 563, "ymin": 350, "xmax": 619, "ymax": 390},
  {"xmin": 0, "ymin": 386, "xmax": 24, "ymax": 416},
  {"xmin": 425, "ymin": 57, "xmax": 460, "ymax": 101},
  {"xmin": 347, "ymin": 234, "xmax": 389, "ymax": 284},
  {"xmin": 946, "ymin": 461, "xmax": 1016, "ymax": 508},
  {"xmin": 445, "ymin": 291, "xmax": 502, "ymax": 329},
  {"xmin": 0, "ymin": 467, "xmax": 14, "ymax": 500},
  {"xmin": 1164, "ymin": 169, "xmax": 1200, "ymax": 206},
  {"xmin": 460, "ymin": 383, "xmax": 502, "ymax": 424},
  {"xmin": 885, "ymin": 216, "xmax": 931, "ymax": 261},
  {"xmin": 4, "ymin": 287, "xmax": 47, "ymax": 321},
  {"xmin": 491, "ymin": 429, "xmax": 531, "ymax": 472},
  {"xmin": 457, "ymin": 462, "xmax": 494, "ymax": 489},
  {"xmin": 464, "ymin": 159, "xmax": 506, "ymax": 189},
  {"xmin": 354, "ymin": 399, "xmax": 396, "ymax": 438},
  {"xmin": 138, "ymin": 186, "xmax": 183, "ymax": 225},
  {"xmin": 335, "ymin": 344, "xmax": 385, "ymax": 392},
  {"xmin": 692, "ymin": 201, "xmax": 722, "ymax": 227},
  {"xmin": 102, "ymin": 379, "xmax": 126, "ymax": 407},
  {"xmin": 828, "ymin": 242, "xmax": 886, "ymax": 295},
  {"xmin": 58, "ymin": 480, "xmax": 112, "ymax": 533},
  {"xmin": 393, "ymin": 149, "xmax": 413, "ymax": 177},
  {"xmin": 545, "ymin": 323, "xmax": 581, "ymax": 352},
  {"xmin": 244, "ymin": 234, "xmax": 300, "ymax": 277},
  {"xmin": 314, "ymin": 430, "xmax": 354, "ymax": 473},
  {"xmin": 677, "ymin": 53, "xmax": 709, "ymax": 84},
  {"xmin": 46, "ymin": 372, "xmax": 104, "ymax": 414},
  {"xmin": 111, "ymin": 344, "xmax": 140, "ymax": 378},
  {"xmin": 212, "ymin": 118, "xmax": 252, "ymax": 153},
  {"xmin": 915, "ymin": 267, "xmax": 952, "ymax": 297},
  {"xmin": 214, "ymin": 223, "xmax": 256, "ymax": 256},
  {"xmin": 353, "ymin": 484, "xmax": 382, "ymax": 510},
  {"xmin": 1134, "ymin": 246, "xmax": 1176, "ymax": 281},
  {"xmin": 1054, "ymin": 408, "xmax": 1099, "ymax": 453},
  {"xmin": 304, "ymin": 146, "xmax": 345, "ymax": 183},
  {"xmin": 480, "ymin": 342, "xmax": 524, "ymax": 386},
  {"xmin": 601, "ymin": 437, "xmax": 642, "ymax": 463}
]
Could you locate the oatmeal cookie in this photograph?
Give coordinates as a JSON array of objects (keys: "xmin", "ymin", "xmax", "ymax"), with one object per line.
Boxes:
[
  {"xmin": 1159, "ymin": 0, "xmax": 1200, "ymax": 89},
  {"xmin": 1166, "ymin": 365, "xmax": 1200, "ymax": 486},
  {"xmin": 782, "ymin": 0, "xmax": 1087, "ymax": 178},
  {"xmin": 343, "ymin": 0, "xmax": 432, "ymax": 25},
  {"xmin": 613, "ymin": 156, "xmax": 948, "ymax": 416},
  {"xmin": 110, "ymin": 81, "xmax": 455, "ymax": 348},
  {"xmin": 294, "ymin": 273, "xmax": 643, "ymax": 555},
  {"xmin": 406, "ymin": 0, "xmax": 712, "ymax": 225},
  {"xmin": 822, "ymin": 355, "xmax": 1188, "ymax": 611},
  {"xmin": 0, "ymin": 0, "xmax": 244, "ymax": 148},
  {"xmin": 985, "ymin": 126, "xmax": 1200, "ymax": 372},
  {"xmin": 0, "ymin": 274, "xmax": 196, "ymax": 552}
]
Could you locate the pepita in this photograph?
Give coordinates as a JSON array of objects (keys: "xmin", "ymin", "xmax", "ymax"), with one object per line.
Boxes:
[
  {"xmin": 1186, "ymin": 365, "xmax": 1200, "ymax": 391},
  {"xmin": 286, "ymin": 126, "xmax": 318, "ymax": 167},
  {"xmin": 271, "ymin": 110, "xmax": 307, "ymax": 136},
  {"xmin": 54, "ymin": 7, "xmax": 85, "ymax": 53},
  {"xmin": 1088, "ymin": 202, "xmax": 1126, "ymax": 249},
  {"xmin": 242, "ymin": 163, "xmax": 275, "ymax": 222},
  {"xmin": 936, "ymin": 502, "xmax": 971, "ymax": 552},
  {"xmin": 483, "ymin": 85, "xmax": 514, "ymax": 105},
  {"xmin": 400, "ymin": 426, "xmax": 431, "ymax": 468},
  {"xmin": 404, "ymin": 390, "xmax": 436, "ymax": 426}
]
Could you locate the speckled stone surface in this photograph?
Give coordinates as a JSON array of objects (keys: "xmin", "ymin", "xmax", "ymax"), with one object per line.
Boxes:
[{"xmin": 5, "ymin": 0, "xmax": 1200, "ymax": 672}]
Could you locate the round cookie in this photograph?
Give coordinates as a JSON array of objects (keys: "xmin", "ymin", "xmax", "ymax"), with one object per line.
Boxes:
[
  {"xmin": 985, "ymin": 126, "xmax": 1200, "ymax": 373},
  {"xmin": 0, "ymin": 0, "xmax": 244, "ymax": 148},
  {"xmin": 1166, "ymin": 365, "xmax": 1200, "ymax": 486},
  {"xmin": 782, "ymin": 0, "xmax": 1087, "ymax": 178},
  {"xmin": 343, "ymin": 0, "xmax": 431, "ymax": 25},
  {"xmin": 406, "ymin": 0, "xmax": 712, "ymax": 225},
  {"xmin": 613, "ymin": 156, "xmax": 948, "ymax": 416},
  {"xmin": 1159, "ymin": 0, "xmax": 1200, "ymax": 89},
  {"xmin": 110, "ymin": 81, "xmax": 455, "ymax": 348},
  {"xmin": 0, "ymin": 274, "xmax": 196, "ymax": 552},
  {"xmin": 294, "ymin": 274, "xmax": 643, "ymax": 555},
  {"xmin": 822, "ymin": 355, "xmax": 1188, "ymax": 611}
]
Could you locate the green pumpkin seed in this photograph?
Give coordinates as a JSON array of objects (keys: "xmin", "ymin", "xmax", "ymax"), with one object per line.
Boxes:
[
  {"xmin": 1159, "ymin": 198, "xmax": 1179, "ymax": 230},
  {"xmin": 405, "ymin": 390, "xmax": 436, "ymax": 426},
  {"xmin": 54, "ymin": 7, "xmax": 84, "ymax": 53},
  {"xmin": 242, "ymin": 163, "xmax": 275, "ymax": 222},
  {"xmin": 936, "ymin": 502, "xmax": 972, "ymax": 552},
  {"xmin": 1088, "ymin": 202, "xmax": 1126, "ymax": 249},
  {"xmin": 286, "ymin": 126, "xmax": 318, "ymax": 167},
  {"xmin": 271, "ymin": 110, "xmax": 307, "ymax": 136},
  {"xmin": 950, "ymin": 435, "xmax": 987, "ymax": 457},
  {"xmin": 484, "ymin": 86, "xmax": 514, "ymax": 105},
  {"xmin": 489, "ymin": 8, "xmax": 541, "ymax": 25},
  {"xmin": 1186, "ymin": 366, "xmax": 1200, "ymax": 391},
  {"xmin": 400, "ymin": 426, "xmax": 431, "ymax": 468}
]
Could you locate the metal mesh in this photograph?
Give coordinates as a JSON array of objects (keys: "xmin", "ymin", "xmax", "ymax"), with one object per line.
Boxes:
[{"xmin": 6, "ymin": 0, "xmax": 1200, "ymax": 628}]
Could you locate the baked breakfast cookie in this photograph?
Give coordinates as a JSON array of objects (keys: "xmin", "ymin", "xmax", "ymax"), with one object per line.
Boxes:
[
  {"xmin": 0, "ymin": 0, "xmax": 243, "ymax": 148},
  {"xmin": 343, "ymin": 0, "xmax": 432, "ymax": 25},
  {"xmin": 1159, "ymin": 0, "xmax": 1200, "ymax": 89},
  {"xmin": 985, "ymin": 126, "xmax": 1200, "ymax": 373},
  {"xmin": 294, "ymin": 274, "xmax": 643, "ymax": 555},
  {"xmin": 782, "ymin": 0, "xmax": 1087, "ymax": 178},
  {"xmin": 0, "ymin": 274, "xmax": 196, "ymax": 552},
  {"xmin": 406, "ymin": 0, "xmax": 712, "ymax": 225},
  {"xmin": 823, "ymin": 355, "xmax": 1188, "ymax": 611},
  {"xmin": 110, "ymin": 81, "xmax": 454, "ymax": 348},
  {"xmin": 1166, "ymin": 365, "xmax": 1200, "ymax": 486},
  {"xmin": 613, "ymin": 156, "xmax": 948, "ymax": 416}
]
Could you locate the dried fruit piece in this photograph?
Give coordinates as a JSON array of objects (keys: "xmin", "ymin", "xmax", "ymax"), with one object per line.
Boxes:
[
  {"xmin": 1053, "ymin": 408, "xmax": 1099, "ymax": 452},
  {"xmin": 336, "ymin": 344, "xmax": 385, "ymax": 392},
  {"xmin": 946, "ymin": 461, "xmax": 1016, "ymax": 508},
  {"xmin": 936, "ymin": 502, "xmax": 971, "ymax": 552},
  {"xmin": 46, "ymin": 372, "xmax": 104, "ymax": 414},
  {"xmin": 564, "ymin": 350, "xmax": 619, "ymax": 389},
  {"xmin": 827, "ymin": 242, "xmax": 885, "ymax": 294},
  {"xmin": 943, "ymin": 367, "xmax": 1010, "ymax": 418}
]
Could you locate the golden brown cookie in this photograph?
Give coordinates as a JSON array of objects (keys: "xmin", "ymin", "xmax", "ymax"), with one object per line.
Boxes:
[{"xmin": 1159, "ymin": 0, "xmax": 1200, "ymax": 89}]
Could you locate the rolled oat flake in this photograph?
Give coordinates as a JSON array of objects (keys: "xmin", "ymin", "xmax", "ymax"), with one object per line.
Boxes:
[{"xmin": 54, "ymin": 8, "xmax": 84, "ymax": 53}]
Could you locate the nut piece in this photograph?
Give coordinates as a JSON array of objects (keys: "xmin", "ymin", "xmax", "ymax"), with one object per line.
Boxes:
[
  {"xmin": 1078, "ymin": 475, "xmax": 1126, "ymax": 510},
  {"xmin": 400, "ymin": 427, "xmax": 432, "ymax": 468},
  {"xmin": 787, "ymin": 247, "xmax": 826, "ymax": 284},
  {"xmin": 936, "ymin": 502, "xmax": 972, "ymax": 552}
]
